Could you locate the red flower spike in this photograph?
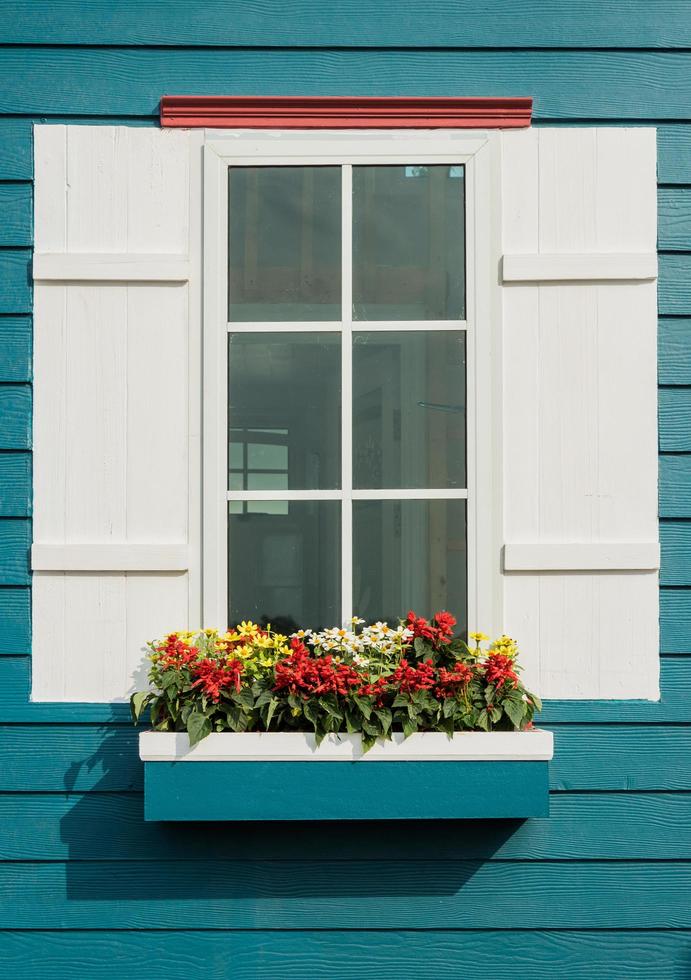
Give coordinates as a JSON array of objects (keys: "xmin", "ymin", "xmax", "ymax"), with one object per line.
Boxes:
[
  {"xmin": 433, "ymin": 610, "xmax": 457, "ymax": 643},
  {"xmin": 191, "ymin": 657, "xmax": 245, "ymax": 702},
  {"xmin": 274, "ymin": 644, "xmax": 364, "ymax": 697},
  {"xmin": 484, "ymin": 653, "xmax": 519, "ymax": 689}
]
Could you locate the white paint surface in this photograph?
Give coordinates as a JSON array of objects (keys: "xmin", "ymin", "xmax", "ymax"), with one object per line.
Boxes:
[
  {"xmin": 139, "ymin": 729, "xmax": 554, "ymax": 762},
  {"xmin": 501, "ymin": 128, "xmax": 659, "ymax": 699},
  {"xmin": 32, "ymin": 126, "xmax": 202, "ymax": 701}
]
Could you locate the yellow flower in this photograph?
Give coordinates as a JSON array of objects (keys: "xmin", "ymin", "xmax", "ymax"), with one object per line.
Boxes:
[
  {"xmin": 491, "ymin": 635, "xmax": 518, "ymax": 658},
  {"xmin": 469, "ymin": 631, "xmax": 489, "ymax": 643},
  {"xmin": 237, "ymin": 620, "xmax": 259, "ymax": 637}
]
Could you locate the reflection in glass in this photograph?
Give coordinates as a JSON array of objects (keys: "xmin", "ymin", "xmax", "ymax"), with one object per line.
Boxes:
[
  {"xmin": 352, "ymin": 165, "xmax": 465, "ymax": 321},
  {"xmin": 229, "ymin": 501, "xmax": 340, "ymax": 632},
  {"xmin": 228, "ymin": 333, "xmax": 341, "ymax": 490},
  {"xmin": 353, "ymin": 499, "xmax": 467, "ymax": 627},
  {"xmin": 353, "ymin": 331, "xmax": 466, "ymax": 489},
  {"xmin": 229, "ymin": 167, "xmax": 341, "ymax": 321}
]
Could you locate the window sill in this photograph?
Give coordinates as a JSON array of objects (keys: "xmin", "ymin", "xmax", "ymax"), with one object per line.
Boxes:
[{"xmin": 140, "ymin": 730, "xmax": 553, "ymax": 821}]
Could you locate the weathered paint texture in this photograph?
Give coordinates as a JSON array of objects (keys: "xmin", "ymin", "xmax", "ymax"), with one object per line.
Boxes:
[{"xmin": 0, "ymin": 3, "xmax": 690, "ymax": 976}]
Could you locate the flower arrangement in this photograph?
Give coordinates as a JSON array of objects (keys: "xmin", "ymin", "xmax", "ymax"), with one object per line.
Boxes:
[{"xmin": 131, "ymin": 611, "xmax": 542, "ymax": 749}]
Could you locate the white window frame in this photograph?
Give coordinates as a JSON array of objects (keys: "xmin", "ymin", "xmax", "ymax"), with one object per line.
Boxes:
[{"xmin": 202, "ymin": 130, "xmax": 502, "ymax": 632}]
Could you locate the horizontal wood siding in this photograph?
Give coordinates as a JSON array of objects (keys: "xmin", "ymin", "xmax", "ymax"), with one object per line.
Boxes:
[
  {"xmin": 0, "ymin": 930, "xmax": 688, "ymax": 980},
  {"xmin": 2, "ymin": 2, "xmax": 691, "ymax": 47},
  {"xmin": 1, "ymin": 6, "xmax": 690, "ymax": 976}
]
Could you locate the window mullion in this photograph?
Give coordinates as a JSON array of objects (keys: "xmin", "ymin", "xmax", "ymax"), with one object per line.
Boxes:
[{"xmin": 341, "ymin": 163, "xmax": 353, "ymax": 625}]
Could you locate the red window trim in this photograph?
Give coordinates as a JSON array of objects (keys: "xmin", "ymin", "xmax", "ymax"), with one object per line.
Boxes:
[{"xmin": 160, "ymin": 95, "xmax": 532, "ymax": 129}]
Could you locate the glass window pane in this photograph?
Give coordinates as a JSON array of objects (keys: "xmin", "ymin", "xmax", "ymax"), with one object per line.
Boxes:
[
  {"xmin": 228, "ymin": 333, "xmax": 341, "ymax": 490},
  {"xmin": 352, "ymin": 165, "xmax": 465, "ymax": 321},
  {"xmin": 229, "ymin": 166, "xmax": 341, "ymax": 322},
  {"xmin": 353, "ymin": 331, "xmax": 466, "ymax": 489},
  {"xmin": 353, "ymin": 499, "xmax": 467, "ymax": 627},
  {"xmin": 247, "ymin": 438, "xmax": 288, "ymax": 470},
  {"xmin": 229, "ymin": 471, "xmax": 245, "ymax": 491},
  {"xmin": 229, "ymin": 500, "xmax": 341, "ymax": 632},
  {"xmin": 229, "ymin": 441, "xmax": 244, "ymax": 469},
  {"xmin": 246, "ymin": 473, "xmax": 290, "ymax": 491}
]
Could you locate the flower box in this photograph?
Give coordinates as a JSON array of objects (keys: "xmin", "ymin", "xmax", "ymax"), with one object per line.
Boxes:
[{"xmin": 139, "ymin": 729, "xmax": 554, "ymax": 821}]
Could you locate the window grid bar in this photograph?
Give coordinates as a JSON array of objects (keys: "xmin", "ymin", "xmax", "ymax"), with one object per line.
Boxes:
[
  {"xmin": 225, "ymin": 489, "xmax": 469, "ymax": 501},
  {"xmin": 341, "ymin": 163, "xmax": 354, "ymax": 625},
  {"xmin": 226, "ymin": 320, "xmax": 467, "ymax": 333}
]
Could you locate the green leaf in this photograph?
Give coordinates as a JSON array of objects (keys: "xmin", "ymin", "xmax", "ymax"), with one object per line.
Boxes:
[
  {"xmin": 362, "ymin": 734, "xmax": 377, "ymax": 754},
  {"xmin": 392, "ymin": 693, "xmax": 410, "ymax": 709},
  {"xmin": 265, "ymin": 697, "xmax": 279, "ymax": 730},
  {"xmin": 130, "ymin": 690, "xmax": 150, "ymax": 724},
  {"xmin": 374, "ymin": 707, "xmax": 392, "ymax": 733},
  {"xmin": 442, "ymin": 697, "xmax": 457, "ymax": 719},
  {"xmin": 407, "ymin": 702, "xmax": 421, "ymax": 721},
  {"xmin": 352, "ymin": 695, "xmax": 373, "ymax": 720},
  {"xmin": 303, "ymin": 699, "xmax": 321, "ymax": 730},
  {"xmin": 233, "ymin": 687, "xmax": 255, "ymax": 711},
  {"xmin": 160, "ymin": 669, "xmax": 180, "ymax": 689},
  {"xmin": 187, "ymin": 710, "xmax": 212, "ymax": 746},
  {"xmin": 440, "ymin": 716, "xmax": 455, "ymax": 738},
  {"xmin": 224, "ymin": 705, "xmax": 246, "ymax": 732},
  {"xmin": 254, "ymin": 689, "xmax": 273, "ymax": 709},
  {"xmin": 320, "ymin": 696, "xmax": 343, "ymax": 721},
  {"xmin": 413, "ymin": 637, "xmax": 433, "ymax": 659},
  {"xmin": 503, "ymin": 697, "xmax": 527, "ymax": 730},
  {"xmin": 147, "ymin": 695, "xmax": 161, "ymax": 727},
  {"xmin": 361, "ymin": 718, "xmax": 380, "ymax": 738},
  {"xmin": 402, "ymin": 716, "xmax": 418, "ymax": 739},
  {"xmin": 529, "ymin": 693, "xmax": 543, "ymax": 713},
  {"xmin": 344, "ymin": 708, "xmax": 359, "ymax": 734},
  {"xmin": 476, "ymin": 708, "xmax": 490, "ymax": 732}
]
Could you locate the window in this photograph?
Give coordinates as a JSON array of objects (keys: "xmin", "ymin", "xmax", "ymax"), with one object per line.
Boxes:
[{"xmin": 203, "ymin": 133, "xmax": 498, "ymax": 636}]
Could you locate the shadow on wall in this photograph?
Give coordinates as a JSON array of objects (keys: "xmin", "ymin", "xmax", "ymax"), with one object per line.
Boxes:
[{"xmin": 59, "ymin": 727, "xmax": 524, "ymax": 906}]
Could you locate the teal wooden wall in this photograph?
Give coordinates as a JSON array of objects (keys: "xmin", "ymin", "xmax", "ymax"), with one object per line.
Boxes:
[{"xmin": 1, "ymin": 3, "xmax": 690, "ymax": 976}]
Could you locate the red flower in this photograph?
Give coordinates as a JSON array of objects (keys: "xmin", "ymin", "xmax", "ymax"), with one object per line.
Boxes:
[
  {"xmin": 357, "ymin": 676, "xmax": 390, "ymax": 706},
  {"xmin": 191, "ymin": 657, "xmax": 244, "ymax": 702},
  {"xmin": 273, "ymin": 645, "xmax": 363, "ymax": 697},
  {"xmin": 157, "ymin": 634, "xmax": 199, "ymax": 669},
  {"xmin": 289, "ymin": 637, "xmax": 310, "ymax": 658},
  {"xmin": 406, "ymin": 610, "xmax": 457, "ymax": 649},
  {"xmin": 484, "ymin": 653, "xmax": 518, "ymax": 689},
  {"xmin": 435, "ymin": 662, "xmax": 472, "ymax": 699},
  {"xmin": 391, "ymin": 658, "xmax": 436, "ymax": 693},
  {"xmin": 433, "ymin": 610, "xmax": 457, "ymax": 644},
  {"xmin": 406, "ymin": 611, "xmax": 437, "ymax": 642}
]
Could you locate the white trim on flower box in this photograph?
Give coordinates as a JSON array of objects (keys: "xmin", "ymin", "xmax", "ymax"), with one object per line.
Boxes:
[{"xmin": 139, "ymin": 729, "xmax": 554, "ymax": 762}]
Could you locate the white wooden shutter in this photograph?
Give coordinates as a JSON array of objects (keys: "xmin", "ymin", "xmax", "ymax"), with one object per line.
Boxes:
[
  {"xmin": 501, "ymin": 128, "xmax": 659, "ymax": 699},
  {"xmin": 32, "ymin": 126, "xmax": 201, "ymax": 701}
]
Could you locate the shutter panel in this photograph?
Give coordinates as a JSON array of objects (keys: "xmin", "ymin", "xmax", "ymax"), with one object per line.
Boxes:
[
  {"xmin": 32, "ymin": 126, "xmax": 201, "ymax": 701},
  {"xmin": 501, "ymin": 128, "xmax": 659, "ymax": 699}
]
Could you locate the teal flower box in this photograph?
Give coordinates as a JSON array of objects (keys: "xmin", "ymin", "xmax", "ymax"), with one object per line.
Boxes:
[{"xmin": 139, "ymin": 730, "xmax": 553, "ymax": 821}]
